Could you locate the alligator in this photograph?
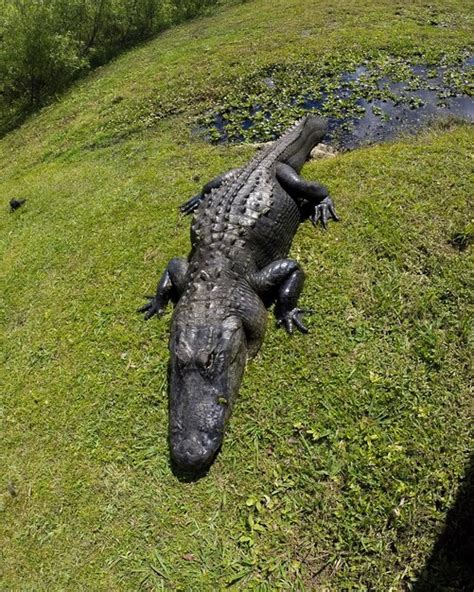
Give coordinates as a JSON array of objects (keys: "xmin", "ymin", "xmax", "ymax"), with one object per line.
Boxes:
[{"xmin": 139, "ymin": 115, "xmax": 338, "ymax": 473}]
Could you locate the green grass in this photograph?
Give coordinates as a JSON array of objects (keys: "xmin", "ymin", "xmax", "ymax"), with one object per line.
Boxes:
[{"xmin": 0, "ymin": 0, "xmax": 473, "ymax": 589}]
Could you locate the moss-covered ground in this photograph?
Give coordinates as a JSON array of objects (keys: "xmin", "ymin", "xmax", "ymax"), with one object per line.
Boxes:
[{"xmin": 0, "ymin": 0, "xmax": 473, "ymax": 589}]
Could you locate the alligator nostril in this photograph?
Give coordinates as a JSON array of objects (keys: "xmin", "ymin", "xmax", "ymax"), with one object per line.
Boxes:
[
  {"xmin": 182, "ymin": 438, "xmax": 203, "ymax": 458},
  {"xmin": 171, "ymin": 432, "xmax": 217, "ymax": 470}
]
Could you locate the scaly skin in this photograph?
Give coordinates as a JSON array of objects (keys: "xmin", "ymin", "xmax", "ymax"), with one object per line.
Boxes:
[{"xmin": 139, "ymin": 115, "xmax": 338, "ymax": 474}]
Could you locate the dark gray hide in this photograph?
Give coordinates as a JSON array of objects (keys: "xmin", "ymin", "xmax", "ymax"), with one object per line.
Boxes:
[{"xmin": 140, "ymin": 115, "xmax": 338, "ymax": 473}]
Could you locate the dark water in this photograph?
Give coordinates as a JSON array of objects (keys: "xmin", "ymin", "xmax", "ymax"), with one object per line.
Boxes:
[
  {"xmin": 330, "ymin": 60, "xmax": 473, "ymax": 148},
  {"xmin": 206, "ymin": 57, "xmax": 473, "ymax": 149}
]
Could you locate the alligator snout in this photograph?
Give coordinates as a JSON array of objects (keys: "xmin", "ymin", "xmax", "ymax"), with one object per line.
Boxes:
[
  {"xmin": 167, "ymin": 316, "xmax": 248, "ymax": 474},
  {"xmin": 171, "ymin": 430, "xmax": 221, "ymax": 471}
]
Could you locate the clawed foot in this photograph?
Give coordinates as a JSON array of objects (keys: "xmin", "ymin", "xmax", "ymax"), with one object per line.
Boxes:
[
  {"xmin": 277, "ymin": 308, "xmax": 313, "ymax": 334},
  {"xmin": 180, "ymin": 193, "xmax": 202, "ymax": 215},
  {"xmin": 311, "ymin": 196, "xmax": 339, "ymax": 229},
  {"xmin": 137, "ymin": 295, "xmax": 165, "ymax": 320}
]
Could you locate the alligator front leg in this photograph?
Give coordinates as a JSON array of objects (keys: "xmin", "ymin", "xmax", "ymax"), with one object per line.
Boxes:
[
  {"xmin": 180, "ymin": 168, "xmax": 241, "ymax": 215},
  {"xmin": 250, "ymin": 259, "xmax": 311, "ymax": 334},
  {"xmin": 138, "ymin": 257, "xmax": 188, "ymax": 320},
  {"xmin": 276, "ymin": 163, "xmax": 339, "ymax": 228}
]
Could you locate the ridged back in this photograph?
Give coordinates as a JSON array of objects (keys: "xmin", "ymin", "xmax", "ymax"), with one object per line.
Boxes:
[{"xmin": 246, "ymin": 115, "xmax": 328, "ymax": 173}]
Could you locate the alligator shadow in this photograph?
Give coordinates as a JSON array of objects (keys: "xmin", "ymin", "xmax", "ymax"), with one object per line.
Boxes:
[
  {"xmin": 169, "ymin": 448, "xmax": 221, "ymax": 483},
  {"xmin": 170, "ymin": 460, "xmax": 210, "ymax": 482},
  {"xmin": 413, "ymin": 452, "xmax": 474, "ymax": 591}
]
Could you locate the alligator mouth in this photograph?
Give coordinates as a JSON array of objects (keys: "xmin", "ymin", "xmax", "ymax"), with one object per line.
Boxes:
[
  {"xmin": 167, "ymin": 316, "xmax": 248, "ymax": 478},
  {"xmin": 169, "ymin": 430, "xmax": 223, "ymax": 477}
]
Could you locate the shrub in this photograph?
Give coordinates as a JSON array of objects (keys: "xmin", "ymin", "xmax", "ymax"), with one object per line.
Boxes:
[{"xmin": 0, "ymin": 0, "xmax": 220, "ymax": 134}]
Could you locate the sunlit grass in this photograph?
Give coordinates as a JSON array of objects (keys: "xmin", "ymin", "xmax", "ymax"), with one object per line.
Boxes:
[{"xmin": 0, "ymin": 0, "xmax": 472, "ymax": 589}]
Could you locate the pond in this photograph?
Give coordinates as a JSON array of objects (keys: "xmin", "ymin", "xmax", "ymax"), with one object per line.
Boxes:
[{"xmin": 200, "ymin": 54, "xmax": 473, "ymax": 149}]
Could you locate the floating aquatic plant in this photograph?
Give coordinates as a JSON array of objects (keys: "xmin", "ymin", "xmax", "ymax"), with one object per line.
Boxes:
[{"xmin": 197, "ymin": 49, "xmax": 473, "ymax": 148}]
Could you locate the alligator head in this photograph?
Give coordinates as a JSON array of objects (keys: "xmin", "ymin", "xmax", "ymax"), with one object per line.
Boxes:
[{"xmin": 168, "ymin": 315, "xmax": 247, "ymax": 473}]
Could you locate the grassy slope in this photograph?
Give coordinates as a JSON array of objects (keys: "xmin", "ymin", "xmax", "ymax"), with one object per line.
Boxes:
[{"xmin": 0, "ymin": 0, "xmax": 472, "ymax": 589}]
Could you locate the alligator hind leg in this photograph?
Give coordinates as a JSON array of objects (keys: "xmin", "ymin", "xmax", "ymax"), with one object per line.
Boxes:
[
  {"xmin": 180, "ymin": 168, "xmax": 241, "ymax": 215},
  {"xmin": 276, "ymin": 162, "xmax": 339, "ymax": 228},
  {"xmin": 138, "ymin": 257, "xmax": 188, "ymax": 320},
  {"xmin": 250, "ymin": 259, "xmax": 311, "ymax": 334}
]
